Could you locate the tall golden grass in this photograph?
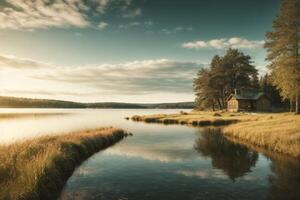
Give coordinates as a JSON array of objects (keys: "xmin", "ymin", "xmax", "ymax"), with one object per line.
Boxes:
[
  {"xmin": 223, "ymin": 113, "xmax": 300, "ymax": 158},
  {"xmin": 0, "ymin": 128, "xmax": 126, "ymax": 200}
]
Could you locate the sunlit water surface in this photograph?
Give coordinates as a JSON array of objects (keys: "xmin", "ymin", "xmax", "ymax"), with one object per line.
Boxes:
[{"xmin": 1, "ymin": 109, "xmax": 299, "ymax": 200}]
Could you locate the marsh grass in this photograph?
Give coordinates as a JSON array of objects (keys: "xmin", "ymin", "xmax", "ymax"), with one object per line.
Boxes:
[
  {"xmin": 131, "ymin": 111, "xmax": 300, "ymax": 158},
  {"xmin": 0, "ymin": 127, "xmax": 126, "ymax": 200},
  {"xmin": 131, "ymin": 111, "xmax": 242, "ymax": 126},
  {"xmin": 223, "ymin": 114, "xmax": 300, "ymax": 158}
]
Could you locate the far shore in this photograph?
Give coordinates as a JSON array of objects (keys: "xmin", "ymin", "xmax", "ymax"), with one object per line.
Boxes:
[
  {"xmin": 130, "ymin": 111, "xmax": 300, "ymax": 159},
  {"xmin": 0, "ymin": 127, "xmax": 128, "ymax": 200},
  {"xmin": 0, "ymin": 112, "xmax": 71, "ymax": 120}
]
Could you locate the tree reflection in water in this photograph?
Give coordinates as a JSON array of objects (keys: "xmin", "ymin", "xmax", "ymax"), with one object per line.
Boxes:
[
  {"xmin": 266, "ymin": 152, "xmax": 300, "ymax": 200},
  {"xmin": 194, "ymin": 128, "xmax": 300, "ymax": 200},
  {"xmin": 194, "ymin": 128, "xmax": 258, "ymax": 181}
]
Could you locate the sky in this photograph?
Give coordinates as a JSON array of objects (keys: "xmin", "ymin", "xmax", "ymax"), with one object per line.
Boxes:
[{"xmin": 0, "ymin": 0, "xmax": 281, "ymax": 103}]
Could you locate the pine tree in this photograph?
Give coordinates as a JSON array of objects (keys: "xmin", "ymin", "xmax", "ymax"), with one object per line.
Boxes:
[
  {"xmin": 194, "ymin": 68, "xmax": 217, "ymax": 110},
  {"xmin": 265, "ymin": 0, "xmax": 300, "ymax": 114}
]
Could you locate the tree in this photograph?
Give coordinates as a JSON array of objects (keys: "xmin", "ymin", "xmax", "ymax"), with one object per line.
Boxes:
[
  {"xmin": 265, "ymin": 0, "xmax": 300, "ymax": 114},
  {"xmin": 221, "ymin": 49, "xmax": 259, "ymax": 92},
  {"xmin": 259, "ymin": 73, "xmax": 287, "ymax": 109},
  {"xmin": 194, "ymin": 68, "xmax": 217, "ymax": 110},
  {"xmin": 194, "ymin": 49, "xmax": 259, "ymax": 110}
]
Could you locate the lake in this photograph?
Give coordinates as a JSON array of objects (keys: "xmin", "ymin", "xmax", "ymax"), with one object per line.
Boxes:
[{"xmin": 1, "ymin": 109, "xmax": 299, "ymax": 200}]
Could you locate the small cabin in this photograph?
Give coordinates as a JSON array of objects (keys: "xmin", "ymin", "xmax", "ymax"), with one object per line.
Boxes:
[{"xmin": 227, "ymin": 91, "xmax": 271, "ymax": 112}]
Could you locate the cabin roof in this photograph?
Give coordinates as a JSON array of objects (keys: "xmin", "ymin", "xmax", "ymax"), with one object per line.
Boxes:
[{"xmin": 228, "ymin": 92, "xmax": 265, "ymax": 101}]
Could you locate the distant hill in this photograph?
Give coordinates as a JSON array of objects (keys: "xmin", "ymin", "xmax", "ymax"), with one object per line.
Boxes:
[{"xmin": 0, "ymin": 96, "xmax": 195, "ymax": 109}]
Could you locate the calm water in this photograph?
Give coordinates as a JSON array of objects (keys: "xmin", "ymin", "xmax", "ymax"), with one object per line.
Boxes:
[
  {"xmin": 0, "ymin": 109, "xmax": 183, "ymax": 143},
  {"xmin": 1, "ymin": 109, "xmax": 299, "ymax": 200}
]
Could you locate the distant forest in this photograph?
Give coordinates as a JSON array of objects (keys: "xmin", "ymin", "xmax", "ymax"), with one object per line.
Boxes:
[{"xmin": 0, "ymin": 96, "xmax": 194, "ymax": 109}]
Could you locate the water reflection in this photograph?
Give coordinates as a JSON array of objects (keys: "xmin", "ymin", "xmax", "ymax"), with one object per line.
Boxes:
[
  {"xmin": 60, "ymin": 124, "xmax": 300, "ymax": 200},
  {"xmin": 194, "ymin": 128, "xmax": 300, "ymax": 199},
  {"xmin": 265, "ymin": 152, "xmax": 300, "ymax": 200},
  {"xmin": 0, "ymin": 109, "xmax": 188, "ymax": 144},
  {"xmin": 105, "ymin": 128, "xmax": 198, "ymax": 163},
  {"xmin": 194, "ymin": 128, "xmax": 258, "ymax": 181},
  {"xmin": 1, "ymin": 109, "xmax": 299, "ymax": 200}
]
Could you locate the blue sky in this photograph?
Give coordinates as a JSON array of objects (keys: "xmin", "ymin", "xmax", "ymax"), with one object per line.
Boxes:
[{"xmin": 0, "ymin": 0, "xmax": 281, "ymax": 103}]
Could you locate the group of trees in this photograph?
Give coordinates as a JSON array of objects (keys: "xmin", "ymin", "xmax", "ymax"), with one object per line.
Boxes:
[
  {"xmin": 194, "ymin": 48, "xmax": 259, "ymax": 110},
  {"xmin": 194, "ymin": 0, "xmax": 300, "ymax": 114}
]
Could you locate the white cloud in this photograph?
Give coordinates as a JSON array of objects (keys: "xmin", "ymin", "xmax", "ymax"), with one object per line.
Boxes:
[
  {"xmin": 208, "ymin": 39, "xmax": 226, "ymax": 49},
  {"xmin": 144, "ymin": 20, "xmax": 153, "ymax": 26},
  {"xmin": 175, "ymin": 27, "xmax": 184, "ymax": 31},
  {"xmin": 122, "ymin": 8, "xmax": 142, "ymax": 18},
  {"xmin": 0, "ymin": 0, "xmax": 143, "ymax": 30},
  {"xmin": 182, "ymin": 37, "xmax": 265, "ymax": 50},
  {"xmin": 31, "ymin": 59, "xmax": 203, "ymax": 95},
  {"xmin": 119, "ymin": 20, "xmax": 153, "ymax": 29},
  {"xmin": 182, "ymin": 41, "xmax": 207, "ymax": 49},
  {"xmin": 0, "ymin": 0, "xmax": 90, "ymax": 30},
  {"xmin": 0, "ymin": 55, "xmax": 203, "ymax": 101},
  {"xmin": 97, "ymin": 21, "xmax": 108, "ymax": 30},
  {"xmin": 161, "ymin": 26, "xmax": 194, "ymax": 35},
  {"xmin": 0, "ymin": 55, "xmax": 48, "ymax": 69},
  {"xmin": 95, "ymin": 0, "xmax": 110, "ymax": 14}
]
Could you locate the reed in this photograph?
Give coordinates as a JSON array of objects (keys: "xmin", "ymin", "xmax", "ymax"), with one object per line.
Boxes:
[
  {"xmin": 0, "ymin": 127, "xmax": 127, "ymax": 200},
  {"xmin": 223, "ymin": 114, "xmax": 300, "ymax": 158}
]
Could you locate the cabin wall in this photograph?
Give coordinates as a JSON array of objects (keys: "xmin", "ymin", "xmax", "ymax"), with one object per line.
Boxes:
[
  {"xmin": 227, "ymin": 98, "xmax": 239, "ymax": 112},
  {"xmin": 237, "ymin": 100, "xmax": 254, "ymax": 111},
  {"xmin": 227, "ymin": 95, "xmax": 271, "ymax": 112}
]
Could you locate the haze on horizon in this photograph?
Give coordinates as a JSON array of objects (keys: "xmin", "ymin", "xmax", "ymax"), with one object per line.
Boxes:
[{"xmin": 0, "ymin": 0, "xmax": 280, "ymax": 103}]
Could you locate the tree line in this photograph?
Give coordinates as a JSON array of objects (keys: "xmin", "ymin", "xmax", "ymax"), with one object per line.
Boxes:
[{"xmin": 194, "ymin": 0, "xmax": 300, "ymax": 114}]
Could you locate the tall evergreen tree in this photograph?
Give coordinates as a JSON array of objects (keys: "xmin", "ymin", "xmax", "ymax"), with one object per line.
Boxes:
[
  {"xmin": 194, "ymin": 68, "xmax": 217, "ymax": 110},
  {"xmin": 265, "ymin": 0, "xmax": 300, "ymax": 114}
]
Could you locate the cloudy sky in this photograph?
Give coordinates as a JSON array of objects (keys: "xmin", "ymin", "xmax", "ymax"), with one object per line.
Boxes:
[{"xmin": 0, "ymin": 0, "xmax": 280, "ymax": 103}]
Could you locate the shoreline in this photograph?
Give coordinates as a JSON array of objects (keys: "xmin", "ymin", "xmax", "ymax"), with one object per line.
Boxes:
[
  {"xmin": 0, "ymin": 127, "xmax": 128, "ymax": 200},
  {"xmin": 130, "ymin": 111, "xmax": 300, "ymax": 159}
]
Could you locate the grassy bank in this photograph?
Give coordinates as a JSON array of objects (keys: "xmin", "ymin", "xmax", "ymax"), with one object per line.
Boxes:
[
  {"xmin": 131, "ymin": 111, "xmax": 300, "ymax": 158},
  {"xmin": 131, "ymin": 111, "xmax": 245, "ymax": 126},
  {"xmin": 0, "ymin": 128, "xmax": 127, "ymax": 200},
  {"xmin": 223, "ymin": 113, "xmax": 300, "ymax": 158}
]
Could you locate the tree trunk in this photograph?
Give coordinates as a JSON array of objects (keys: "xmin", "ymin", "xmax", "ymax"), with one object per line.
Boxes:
[
  {"xmin": 290, "ymin": 99, "xmax": 294, "ymax": 112},
  {"xmin": 217, "ymin": 99, "xmax": 222, "ymax": 110},
  {"xmin": 296, "ymin": 94, "xmax": 300, "ymax": 114}
]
